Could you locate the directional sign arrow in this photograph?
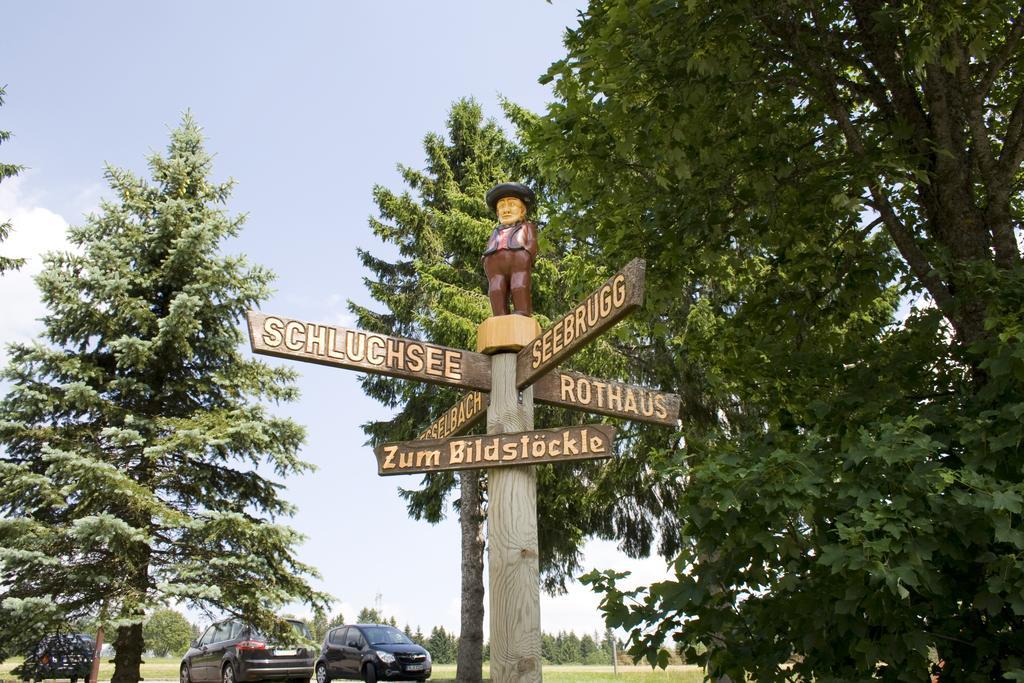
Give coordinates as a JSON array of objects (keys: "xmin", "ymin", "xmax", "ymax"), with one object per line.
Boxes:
[
  {"xmin": 376, "ymin": 424, "xmax": 616, "ymax": 476},
  {"xmin": 516, "ymin": 258, "xmax": 645, "ymax": 389},
  {"xmin": 246, "ymin": 311, "xmax": 491, "ymax": 391},
  {"xmin": 416, "ymin": 390, "xmax": 488, "ymax": 441},
  {"xmin": 533, "ymin": 370, "xmax": 680, "ymax": 426}
]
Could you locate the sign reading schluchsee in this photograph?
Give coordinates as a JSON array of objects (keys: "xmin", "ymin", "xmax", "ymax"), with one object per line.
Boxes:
[
  {"xmin": 246, "ymin": 312, "xmax": 491, "ymax": 392},
  {"xmin": 375, "ymin": 424, "xmax": 616, "ymax": 476},
  {"xmin": 516, "ymin": 259, "xmax": 645, "ymax": 389}
]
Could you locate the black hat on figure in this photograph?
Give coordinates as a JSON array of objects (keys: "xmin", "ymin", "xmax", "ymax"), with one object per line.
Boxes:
[{"xmin": 485, "ymin": 182, "xmax": 536, "ymax": 213}]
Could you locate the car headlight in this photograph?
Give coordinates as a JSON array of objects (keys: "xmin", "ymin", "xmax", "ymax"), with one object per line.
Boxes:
[
  {"xmin": 424, "ymin": 652, "xmax": 431, "ymax": 663},
  {"xmin": 375, "ymin": 651, "xmax": 395, "ymax": 664}
]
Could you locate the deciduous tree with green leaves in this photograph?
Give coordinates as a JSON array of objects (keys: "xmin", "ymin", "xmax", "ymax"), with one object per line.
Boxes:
[
  {"xmin": 527, "ymin": 1, "xmax": 1024, "ymax": 680},
  {"xmin": 0, "ymin": 85, "xmax": 25, "ymax": 275},
  {"xmin": 143, "ymin": 608, "xmax": 193, "ymax": 658},
  {"xmin": 0, "ymin": 115, "xmax": 328, "ymax": 682}
]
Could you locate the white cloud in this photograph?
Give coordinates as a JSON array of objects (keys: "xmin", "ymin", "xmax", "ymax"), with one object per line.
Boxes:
[
  {"xmin": 0, "ymin": 176, "xmax": 73, "ymax": 365},
  {"xmin": 540, "ymin": 539, "xmax": 674, "ymax": 638}
]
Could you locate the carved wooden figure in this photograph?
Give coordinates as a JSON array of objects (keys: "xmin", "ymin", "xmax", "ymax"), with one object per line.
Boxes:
[{"xmin": 482, "ymin": 182, "xmax": 538, "ymax": 316}]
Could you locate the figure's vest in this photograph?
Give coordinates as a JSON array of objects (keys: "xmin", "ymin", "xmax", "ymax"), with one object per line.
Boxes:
[{"xmin": 482, "ymin": 222, "xmax": 531, "ymax": 256}]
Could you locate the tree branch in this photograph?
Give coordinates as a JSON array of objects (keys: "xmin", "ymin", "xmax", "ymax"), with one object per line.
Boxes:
[
  {"xmin": 977, "ymin": 8, "xmax": 1024, "ymax": 99},
  {"xmin": 781, "ymin": 5, "xmax": 960, "ymax": 331}
]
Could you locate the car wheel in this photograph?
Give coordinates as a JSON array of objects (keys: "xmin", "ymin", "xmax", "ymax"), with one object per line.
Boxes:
[
  {"xmin": 362, "ymin": 663, "xmax": 377, "ymax": 683},
  {"xmin": 181, "ymin": 664, "xmax": 191, "ymax": 683},
  {"xmin": 315, "ymin": 663, "xmax": 330, "ymax": 683},
  {"xmin": 222, "ymin": 663, "xmax": 235, "ymax": 683}
]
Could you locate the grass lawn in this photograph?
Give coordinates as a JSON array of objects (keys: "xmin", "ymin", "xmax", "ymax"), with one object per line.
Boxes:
[
  {"xmin": 0, "ymin": 657, "xmax": 182, "ymax": 683},
  {"xmin": 431, "ymin": 664, "xmax": 704, "ymax": 682},
  {"xmin": 1, "ymin": 658, "xmax": 704, "ymax": 682}
]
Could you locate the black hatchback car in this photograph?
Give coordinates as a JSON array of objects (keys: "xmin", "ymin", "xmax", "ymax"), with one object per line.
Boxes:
[
  {"xmin": 180, "ymin": 618, "xmax": 314, "ymax": 683},
  {"xmin": 14, "ymin": 633, "xmax": 95, "ymax": 683},
  {"xmin": 314, "ymin": 624, "xmax": 430, "ymax": 683}
]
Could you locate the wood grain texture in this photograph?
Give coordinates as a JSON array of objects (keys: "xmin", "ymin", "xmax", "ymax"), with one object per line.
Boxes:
[
  {"xmin": 516, "ymin": 258, "xmax": 645, "ymax": 389},
  {"xmin": 246, "ymin": 311, "xmax": 490, "ymax": 391},
  {"xmin": 487, "ymin": 353, "xmax": 542, "ymax": 683},
  {"xmin": 532, "ymin": 370, "xmax": 681, "ymax": 426},
  {"xmin": 476, "ymin": 315, "xmax": 541, "ymax": 354}
]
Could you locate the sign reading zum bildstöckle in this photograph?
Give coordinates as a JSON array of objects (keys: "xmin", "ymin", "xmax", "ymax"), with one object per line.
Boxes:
[{"xmin": 375, "ymin": 424, "xmax": 616, "ymax": 476}]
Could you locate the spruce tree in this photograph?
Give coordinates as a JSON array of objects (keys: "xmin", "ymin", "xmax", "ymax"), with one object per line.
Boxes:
[
  {"xmin": 0, "ymin": 86, "xmax": 25, "ymax": 275},
  {"xmin": 0, "ymin": 115, "xmax": 327, "ymax": 680}
]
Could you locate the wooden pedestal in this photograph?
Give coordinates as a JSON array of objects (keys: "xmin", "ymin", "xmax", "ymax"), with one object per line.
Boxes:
[{"xmin": 477, "ymin": 315, "xmax": 541, "ymax": 355}]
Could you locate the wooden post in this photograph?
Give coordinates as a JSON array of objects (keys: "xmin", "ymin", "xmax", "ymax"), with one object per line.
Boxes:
[
  {"xmin": 89, "ymin": 625, "xmax": 104, "ymax": 683},
  {"xmin": 487, "ymin": 351, "xmax": 541, "ymax": 682}
]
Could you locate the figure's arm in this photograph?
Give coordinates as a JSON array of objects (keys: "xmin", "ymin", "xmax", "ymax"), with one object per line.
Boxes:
[{"xmin": 521, "ymin": 222, "xmax": 538, "ymax": 261}]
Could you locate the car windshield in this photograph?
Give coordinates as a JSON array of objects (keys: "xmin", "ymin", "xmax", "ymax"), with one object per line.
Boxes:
[{"xmin": 362, "ymin": 626, "xmax": 411, "ymax": 646}]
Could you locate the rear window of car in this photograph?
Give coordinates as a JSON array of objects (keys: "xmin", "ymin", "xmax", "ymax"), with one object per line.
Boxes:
[
  {"xmin": 252, "ymin": 621, "xmax": 312, "ymax": 642},
  {"xmin": 287, "ymin": 621, "xmax": 312, "ymax": 639},
  {"xmin": 329, "ymin": 628, "xmax": 346, "ymax": 645}
]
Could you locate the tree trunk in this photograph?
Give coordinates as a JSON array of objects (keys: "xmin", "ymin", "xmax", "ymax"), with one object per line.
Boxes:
[
  {"xmin": 110, "ymin": 622, "xmax": 144, "ymax": 683},
  {"xmin": 455, "ymin": 471, "xmax": 485, "ymax": 683}
]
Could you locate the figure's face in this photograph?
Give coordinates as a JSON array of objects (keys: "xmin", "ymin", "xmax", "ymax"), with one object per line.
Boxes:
[{"xmin": 496, "ymin": 196, "xmax": 527, "ymax": 225}]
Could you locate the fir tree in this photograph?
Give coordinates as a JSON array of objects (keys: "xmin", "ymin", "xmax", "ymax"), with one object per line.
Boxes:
[
  {"xmin": 0, "ymin": 115, "xmax": 327, "ymax": 680},
  {"xmin": 357, "ymin": 98, "xmax": 686, "ymax": 681},
  {"xmin": 0, "ymin": 85, "xmax": 25, "ymax": 275},
  {"xmin": 356, "ymin": 607, "xmax": 383, "ymax": 624}
]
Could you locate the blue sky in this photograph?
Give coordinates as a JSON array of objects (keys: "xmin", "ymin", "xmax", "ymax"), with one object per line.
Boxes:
[{"xmin": 1, "ymin": 1, "xmax": 671, "ymax": 639}]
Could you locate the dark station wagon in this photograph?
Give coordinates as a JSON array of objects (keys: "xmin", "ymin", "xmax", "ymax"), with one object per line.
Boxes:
[
  {"xmin": 314, "ymin": 624, "xmax": 431, "ymax": 683},
  {"xmin": 180, "ymin": 618, "xmax": 314, "ymax": 683},
  {"xmin": 14, "ymin": 634, "xmax": 96, "ymax": 683}
]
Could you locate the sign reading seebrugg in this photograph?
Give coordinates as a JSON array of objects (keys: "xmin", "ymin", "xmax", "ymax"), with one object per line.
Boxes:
[
  {"xmin": 246, "ymin": 312, "xmax": 491, "ymax": 391},
  {"xmin": 516, "ymin": 259, "xmax": 645, "ymax": 389},
  {"xmin": 375, "ymin": 424, "xmax": 616, "ymax": 476}
]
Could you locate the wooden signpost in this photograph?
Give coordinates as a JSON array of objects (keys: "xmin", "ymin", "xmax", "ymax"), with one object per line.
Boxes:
[{"xmin": 247, "ymin": 254, "xmax": 678, "ymax": 683}]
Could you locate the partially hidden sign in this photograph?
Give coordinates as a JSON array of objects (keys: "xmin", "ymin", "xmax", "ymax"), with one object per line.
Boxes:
[
  {"xmin": 417, "ymin": 390, "xmax": 488, "ymax": 441},
  {"xmin": 375, "ymin": 424, "xmax": 616, "ymax": 476},
  {"xmin": 425, "ymin": 373, "xmax": 679, "ymax": 441},
  {"xmin": 246, "ymin": 312, "xmax": 490, "ymax": 392},
  {"xmin": 517, "ymin": 258, "xmax": 645, "ymax": 389}
]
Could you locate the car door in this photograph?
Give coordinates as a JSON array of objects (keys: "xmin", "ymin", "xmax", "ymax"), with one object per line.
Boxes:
[
  {"xmin": 190, "ymin": 625, "xmax": 218, "ymax": 683},
  {"xmin": 207, "ymin": 621, "xmax": 237, "ymax": 680},
  {"xmin": 324, "ymin": 627, "xmax": 347, "ymax": 678},
  {"xmin": 340, "ymin": 628, "xmax": 366, "ymax": 678}
]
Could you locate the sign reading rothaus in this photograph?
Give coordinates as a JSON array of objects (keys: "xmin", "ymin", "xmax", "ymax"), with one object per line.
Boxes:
[
  {"xmin": 517, "ymin": 259, "xmax": 645, "ymax": 389},
  {"xmin": 246, "ymin": 312, "xmax": 490, "ymax": 391},
  {"xmin": 375, "ymin": 424, "xmax": 616, "ymax": 476},
  {"xmin": 533, "ymin": 370, "xmax": 680, "ymax": 426},
  {"xmin": 417, "ymin": 391, "xmax": 487, "ymax": 441}
]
